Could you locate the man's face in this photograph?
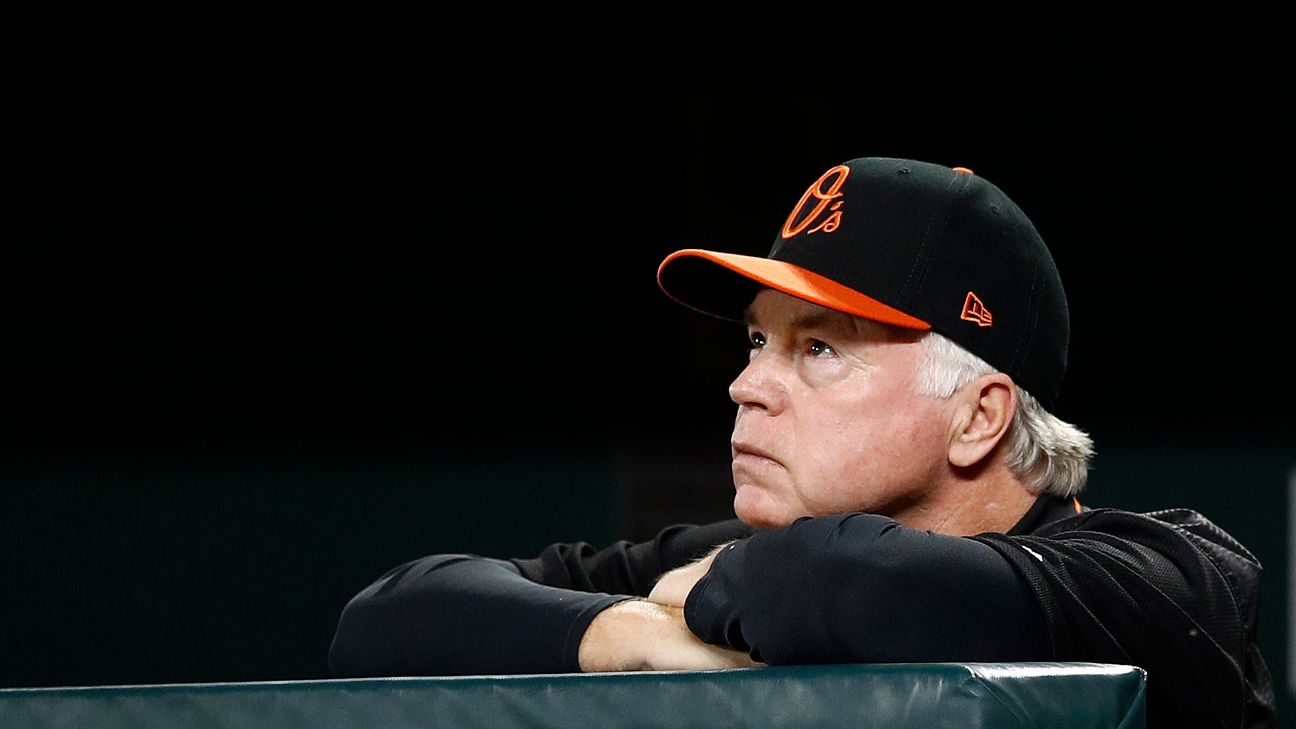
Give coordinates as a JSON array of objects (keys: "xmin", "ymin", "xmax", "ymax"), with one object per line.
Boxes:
[{"xmin": 729, "ymin": 289, "xmax": 953, "ymax": 528}]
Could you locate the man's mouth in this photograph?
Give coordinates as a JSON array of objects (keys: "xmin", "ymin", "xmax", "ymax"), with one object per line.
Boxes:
[{"xmin": 731, "ymin": 441, "xmax": 781, "ymax": 465}]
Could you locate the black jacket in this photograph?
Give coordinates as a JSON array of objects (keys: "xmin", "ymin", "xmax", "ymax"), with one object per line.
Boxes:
[{"xmin": 329, "ymin": 495, "xmax": 1275, "ymax": 728}]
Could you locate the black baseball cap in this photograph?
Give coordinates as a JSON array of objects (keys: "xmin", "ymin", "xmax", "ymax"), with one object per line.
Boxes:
[{"xmin": 657, "ymin": 157, "xmax": 1069, "ymax": 409}]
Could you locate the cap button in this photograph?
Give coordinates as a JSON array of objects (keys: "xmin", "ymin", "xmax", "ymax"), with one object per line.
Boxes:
[{"xmin": 952, "ymin": 167, "xmax": 974, "ymax": 175}]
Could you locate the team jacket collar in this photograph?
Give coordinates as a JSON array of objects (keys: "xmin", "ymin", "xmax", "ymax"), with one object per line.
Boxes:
[{"xmin": 1007, "ymin": 494, "xmax": 1085, "ymax": 536}]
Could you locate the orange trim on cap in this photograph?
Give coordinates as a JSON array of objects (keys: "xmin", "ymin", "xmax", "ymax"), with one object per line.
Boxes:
[
  {"xmin": 952, "ymin": 166, "xmax": 974, "ymax": 175},
  {"xmin": 658, "ymin": 249, "xmax": 932, "ymax": 330}
]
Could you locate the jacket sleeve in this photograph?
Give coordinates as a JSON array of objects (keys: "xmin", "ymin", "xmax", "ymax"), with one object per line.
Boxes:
[
  {"xmin": 683, "ymin": 512, "xmax": 1052, "ymax": 665},
  {"xmin": 328, "ymin": 519, "xmax": 754, "ymax": 677},
  {"xmin": 971, "ymin": 508, "xmax": 1274, "ymax": 729}
]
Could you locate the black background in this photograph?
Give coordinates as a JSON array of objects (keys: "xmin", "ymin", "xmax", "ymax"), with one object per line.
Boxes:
[{"xmin": 5, "ymin": 3, "xmax": 1291, "ymax": 713}]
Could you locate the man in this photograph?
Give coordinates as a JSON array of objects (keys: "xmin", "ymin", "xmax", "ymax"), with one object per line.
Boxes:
[{"xmin": 329, "ymin": 157, "xmax": 1275, "ymax": 728}]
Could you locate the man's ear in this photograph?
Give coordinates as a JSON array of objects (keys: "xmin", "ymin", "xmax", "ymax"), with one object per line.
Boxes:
[{"xmin": 947, "ymin": 372, "xmax": 1017, "ymax": 469}]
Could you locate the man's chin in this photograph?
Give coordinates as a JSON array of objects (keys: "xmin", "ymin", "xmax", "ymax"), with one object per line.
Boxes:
[{"xmin": 733, "ymin": 486, "xmax": 798, "ymax": 529}]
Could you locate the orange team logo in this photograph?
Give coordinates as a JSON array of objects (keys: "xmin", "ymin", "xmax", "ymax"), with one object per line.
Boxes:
[
  {"xmin": 961, "ymin": 292, "xmax": 993, "ymax": 327},
  {"xmin": 781, "ymin": 165, "xmax": 850, "ymax": 238}
]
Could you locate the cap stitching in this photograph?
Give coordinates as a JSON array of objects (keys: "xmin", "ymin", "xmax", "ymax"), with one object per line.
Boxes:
[
  {"xmin": 899, "ymin": 173, "xmax": 964, "ymax": 308},
  {"xmin": 1011, "ymin": 257, "xmax": 1043, "ymax": 396}
]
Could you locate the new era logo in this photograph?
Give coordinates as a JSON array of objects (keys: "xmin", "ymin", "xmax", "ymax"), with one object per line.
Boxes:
[{"xmin": 961, "ymin": 292, "xmax": 993, "ymax": 327}]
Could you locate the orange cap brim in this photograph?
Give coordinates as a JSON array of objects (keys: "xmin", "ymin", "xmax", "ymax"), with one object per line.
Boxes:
[{"xmin": 657, "ymin": 249, "xmax": 931, "ymax": 330}]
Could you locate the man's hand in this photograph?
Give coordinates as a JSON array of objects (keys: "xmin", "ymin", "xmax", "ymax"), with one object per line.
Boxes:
[
  {"xmin": 578, "ymin": 541, "xmax": 761, "ymax": 673},
  {"xmin": 647, "ymin": 541, "xmax": 733, "ymax": 607},
  {"xmin": 578, "ymin": 599, "xmax": 761, "ymax": 672}
]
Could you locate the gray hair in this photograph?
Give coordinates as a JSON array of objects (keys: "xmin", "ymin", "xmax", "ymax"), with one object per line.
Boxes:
[{"xmin": 914, "ymin": 332, "xmax": 1093, "ymax": 497}]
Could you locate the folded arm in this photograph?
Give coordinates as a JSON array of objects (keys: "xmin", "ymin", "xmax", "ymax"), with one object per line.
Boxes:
[
  {"xmin": 328, "ymin": 520, "xmax": 755, "ymax": 677},
  {"xmin": 682, "ymin": 513, "xmax": 1052, "ymax": 665}
]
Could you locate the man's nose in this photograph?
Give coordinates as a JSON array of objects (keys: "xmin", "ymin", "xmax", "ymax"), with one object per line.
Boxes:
[{"xmin": 728, "ymin": 352, "xmax": 787, "ymax": 415}]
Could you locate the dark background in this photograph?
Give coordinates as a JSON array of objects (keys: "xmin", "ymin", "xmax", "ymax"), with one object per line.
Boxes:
[{"xmin": 6, "ymin": 3, "xmax": 1291, "ymax": 717}]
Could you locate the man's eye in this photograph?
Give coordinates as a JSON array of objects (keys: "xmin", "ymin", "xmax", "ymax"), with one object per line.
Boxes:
[{"xmin": 807, "ymin": 339, "xmax": 836, "ymax": 357}]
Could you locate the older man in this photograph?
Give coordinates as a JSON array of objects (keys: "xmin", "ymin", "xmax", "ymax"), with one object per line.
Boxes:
[{"xmin": 329, "ymin": 158, "xmax": 1274, "ymax": 728}]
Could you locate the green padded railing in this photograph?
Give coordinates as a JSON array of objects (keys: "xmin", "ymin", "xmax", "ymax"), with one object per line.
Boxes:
[{"xmin": 0, "ymin": 662, "xmax": 1146, "ymax": 729}]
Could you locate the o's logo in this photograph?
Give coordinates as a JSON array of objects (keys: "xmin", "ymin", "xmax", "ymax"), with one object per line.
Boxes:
[{"xmin": 781, "ymin": 164, "xmax": 849, "ymax": 239}]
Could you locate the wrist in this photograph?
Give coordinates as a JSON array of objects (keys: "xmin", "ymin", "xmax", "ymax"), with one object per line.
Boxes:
[{"xmin": 579, "ymin": 599, "xmax": 669, "ymax": 672}]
